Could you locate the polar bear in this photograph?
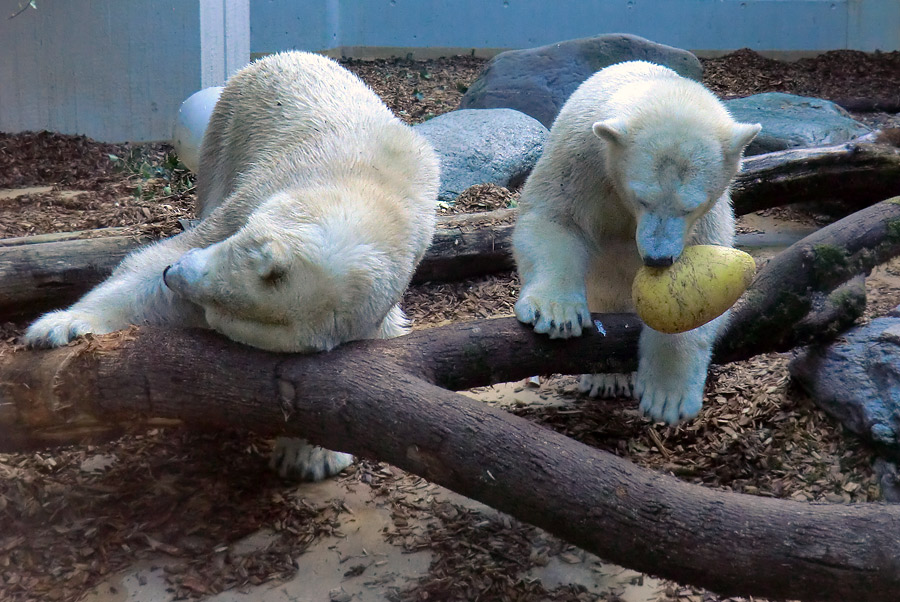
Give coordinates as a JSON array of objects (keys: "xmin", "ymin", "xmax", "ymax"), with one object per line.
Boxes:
[
  {"xmin": 513, "ymin": 60, "xmax": 760, "ymax": 425},
  {"xmin": 25, "ymin": 51, "xmax": 440, "ymax": 479}
]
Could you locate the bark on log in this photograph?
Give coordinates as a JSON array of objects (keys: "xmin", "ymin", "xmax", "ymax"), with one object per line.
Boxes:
[
  {"xmin": 0, "ymin": 212, "xmax": 515, "ymax": 320},
  {"xmin": 733, "ymin": 139, "xmax": 900, "ymax": 215},
  {"xmin": 1, "ymin": 321, "xmax": 899, "ymax": 602},
  {"xmin": 414, "ymin": 208, "xmax": 516, "ymax": 283},
  {"xmin": 715, "ymin": 197, "xmax": 900, "ymax": 363},
  {"xmin": 0, "ymin": 234, "xmax": 150, "ymax": 319},
  {"xmin": 2, "ymin": 141, "xmax": 899, "ymax": 320}
]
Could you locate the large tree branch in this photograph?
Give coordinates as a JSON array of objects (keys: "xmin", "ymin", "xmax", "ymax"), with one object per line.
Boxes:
[
  {"xmin": 2, "ymin": 141, "xmax": 898, "ymax": 320},
  {"xmin": 716, "ymin": 197, "xmax": 900, "ymax": 362},
  {"xmin": 1, "ymin": 321, "xmax": 899, "ymax": 602}
]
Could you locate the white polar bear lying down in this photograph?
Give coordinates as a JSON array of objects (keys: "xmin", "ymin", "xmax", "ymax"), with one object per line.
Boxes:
[
  {"xmin": 26, "ymin": 51, "xmax": 440, "ymax": 479},
  {"xmin": 513, "ymin": 60, "xmax": 760, "ymax": 425}
]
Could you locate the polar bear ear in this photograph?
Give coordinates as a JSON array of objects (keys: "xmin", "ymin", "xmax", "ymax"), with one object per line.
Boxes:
[
  {"xmin": 726, "ymin": 122, "xmax": 762, "ymax": 158},
  {"xmin": 251, "ymin": 239, "xmax": 291, "ymax": 284},
  {"xmin": 592, "ymin": 119, "xmax": 628, "ymax": 146}
]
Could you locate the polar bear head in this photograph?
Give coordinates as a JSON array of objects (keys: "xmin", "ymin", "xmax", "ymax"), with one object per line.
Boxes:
[
  {"xmin": 593, "ymin": 109, "xmax": 760, "ymax": 267},
  {"xmin": 163, "ymin": 192, "xmax": 406, "ymax": 353}
]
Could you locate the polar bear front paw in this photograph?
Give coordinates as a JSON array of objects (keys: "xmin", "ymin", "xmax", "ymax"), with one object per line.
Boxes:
[
  {"xmin": 515, "ymin": 291, "xmax": 591, "ymax": 339},
  {"xmin": 270, "ymin": 437, "xmax": 355, "ymax": 482},
  {"xmin": 634, "ymin": 373, "xmax": 704, "ymax": 425},
  {"xmin": 24, "ymin": 311, "xmax": 106, "ymax": 348},
  {"xmin": 578, "ymin": 373, "xmax": 634, "ymax": 398}
]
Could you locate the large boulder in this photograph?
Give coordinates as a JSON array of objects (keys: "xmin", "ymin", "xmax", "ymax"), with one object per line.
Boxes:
[
  {"xmin": 726, "ymin": 93, "xmax": 872, "ymax": 155},
  {"xmin": 414, "ymin": 108, "xmax": 548, "ymax": 203},
  {"xmin": 790, "ymin": 314, "xmax": 900, "ymax": 450},
  {"xmin": 459, "ymin": 34, "xmax": 702, "ymax": 128}
]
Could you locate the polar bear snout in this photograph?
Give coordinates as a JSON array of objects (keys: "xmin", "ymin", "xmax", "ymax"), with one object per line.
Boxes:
[
  {"xmin": 642, "ymin": 255, "xmax": 675, "ymax": 268},
  {"xmin": 636, "ymin": 213, "xmax": 686, "ymax": 268},
  {"xmin": 163, "ymin": 247, "xmax": 212, "ymax": 297}
]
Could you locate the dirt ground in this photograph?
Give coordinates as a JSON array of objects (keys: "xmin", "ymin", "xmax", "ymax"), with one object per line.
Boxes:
[{"xmin": 1, "ymin": 49, "xmax": 900, "ymax": 602}]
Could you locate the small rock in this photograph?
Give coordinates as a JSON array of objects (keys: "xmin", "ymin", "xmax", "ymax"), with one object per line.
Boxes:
[
  {"xmin": 874, "ymin": 458, "xmax": 900, "ymax": 502},
  {"xmin": 329, "ymin": 587, "xmax": 353, "ymax": 602},
  {"xmin": 878, "ymin": 324, "xmax": 900, "ymax": 345},
  {"xmin": 790, "ymin": 317, "xmax": 900, "ymax": 449},
  {"xmin": 79, "ymin": 453, "xmax": 117, "ymax": 473},
  {"xmin": 414, "ymin": 108, "xmax": 547, "ymax": 203},
  {"xmin": 725, "ymin": 93, "xmax": 871, "ymax": 155},
  {"xmin": 460, "ymin": 34, "xmax": 702, "ymax": 127}
]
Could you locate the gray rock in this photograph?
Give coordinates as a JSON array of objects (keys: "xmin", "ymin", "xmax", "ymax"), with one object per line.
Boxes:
[
  {"xmin": 414, "ymin": 108, "xmax": 548, "ymax": 203},
  {"xmin": 789, "ymin": 316, "xmax": 900, "ymax": 449},
  {"xmin": 726, "ymin": 93, "xmax": 872, "ymax": 155},
  {"xmin": 874, "ymin": 458, "xmax": 900, "ymax": 503},
  {"xmin": 459, "ymin": 34, "xmax": 702, "ymax": 128}
]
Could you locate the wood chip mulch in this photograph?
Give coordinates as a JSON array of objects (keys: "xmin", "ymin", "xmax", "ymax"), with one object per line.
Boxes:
[
  {"xmin": 441, "ymin": 182, "xmax": 520, "ymax": 214},
  {"xmin": 341, "ymin": 56, "xmax": 486, "ymax": 124},
  {"xmin": 701, "ymin": 48, "xmax": 900, "ymax": 112},
  {"xmin": 0, "ymin": 133, "xmax": 195, "ymax": 240}
]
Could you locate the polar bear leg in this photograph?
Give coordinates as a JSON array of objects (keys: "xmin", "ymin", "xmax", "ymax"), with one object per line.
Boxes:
[
  {"xmin": 634, "ymin": 312, "xmax": 727, "ymax": 424},
  {"xmin": 513, "ymin": 213, "xmax": 592, "ymax": 339},
  {"xmin": 376, "ymin": 303, "xmax": 411, "ymax": 339},
  {"xmin": 25, "ymin": 237, "xmax": 203, "ymax": 348},
  {"xmin": 268, "ymin": 304, "xmax": 410, "ymax": 481},
  {"xmin": 578, "ymin": 373, "xmax": 635, "ymax": 398},
  {"xmin": 270, "ymin": 438, "xmax": 354, "ymax": 482}
]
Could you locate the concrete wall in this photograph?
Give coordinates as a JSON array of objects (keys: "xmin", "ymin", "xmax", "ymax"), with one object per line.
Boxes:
[
  {"xmin": 251, "ymin": 0, "xmax": 900, "ymax": 57},
  {"xmin": 0, "ymin": 0, "xmax": 249, "ymax": 142},
  {"xmin": 1, "ymin": 0, "xmax": 897, "ymax": 142}
]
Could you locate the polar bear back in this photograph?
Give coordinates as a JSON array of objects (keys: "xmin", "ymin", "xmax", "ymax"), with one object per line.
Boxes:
[{"xmin": 195, "ymin": 52, "xmax": 414, "ymax": 221}]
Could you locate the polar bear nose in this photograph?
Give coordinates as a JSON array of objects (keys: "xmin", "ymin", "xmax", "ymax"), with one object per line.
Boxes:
[{"xmin": 643, "ymin": 255, "xmax": 675, "ymax": 268}]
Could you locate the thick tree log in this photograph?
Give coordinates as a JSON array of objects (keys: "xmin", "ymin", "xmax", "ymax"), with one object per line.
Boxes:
[
  {"xmin": 0, "ymin": 211, "xmax": 515, "ymax": 321},
  {"xmin": 0, "ymin": 234, "xmax": 150, "ymax": 319},
  {"xmin": 413, "ymin": 208, "xmax": 516, "ymax": 283},
  {"xmin": 2, "ymin": 141, "xmax": 899, "ymax": 320},
  {"xmin": 733, "ymin": 138, "xmax": 900, "ymax": 215},
  {"xmin": 715, "ymin": 197, "xmax": 900, "ymax": 363},
  {"xmin": 1, "ymin": 321, "xmax": 899, "ymax": 602}
]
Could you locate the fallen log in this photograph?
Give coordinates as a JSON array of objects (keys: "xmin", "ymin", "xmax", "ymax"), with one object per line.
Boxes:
[
  {"xmin": 2, "ymin": 317, "xmax": 900, "ymax": 602},
  {"xmin": 0, "ymin": 211, "xmax": 515, "ymax": 321},
  {"xmin": 0, "ymin": 234, "xmax": 150, "ymax": 319},
  {"xmin": 733, "ymin": 138, "xmax": 900, "ymax": 215},
  {"xmin": 415, "ymin": 208, "xmax": 516, "ymax": 283},
  {"xmin": 2, "ymin": 141, "xmax": 899, "ymax": 321}
]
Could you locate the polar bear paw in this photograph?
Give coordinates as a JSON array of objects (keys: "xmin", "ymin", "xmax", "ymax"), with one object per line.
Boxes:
[
  {"xmin": 515, "ymin": 290, "xmax": 591, "ymax": 339},
  {"xmin": 634, "ymin": 373, "xmax": 704, "ymax": 425},
  {"xmin": 578, "ymin": 373, "xmax": 634, "ymax": 398},
  {"xmin": 24, "ymin": 310, "xmax": 107, "ymax": 348},
  {"xmin": 270, "ymin": 437, "xmax": 355, "ymax": 482}
]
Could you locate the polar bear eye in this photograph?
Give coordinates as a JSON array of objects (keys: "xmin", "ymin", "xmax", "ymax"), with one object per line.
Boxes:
[{"xmin": 260, "ymin": 267, "xmax": 287, "ymax": 287}]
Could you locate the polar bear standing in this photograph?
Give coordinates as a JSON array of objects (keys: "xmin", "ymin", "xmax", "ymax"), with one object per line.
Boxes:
[
  {"xmin": 26, "ymin": 51, "xmax": 440, "ymax": 479},
  {"xmin": 513, "ymin": 61, "xmax": 760, "ymax": 425}
]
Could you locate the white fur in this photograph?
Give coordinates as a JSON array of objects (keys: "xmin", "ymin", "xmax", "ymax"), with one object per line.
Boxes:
[
  {"xmin": 513, "ymin": 60, "xmax": 760, "ymax": 424},
  {"xmin": 26, "ymin": 51, "xmax": 440, "ymax": 478}
]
